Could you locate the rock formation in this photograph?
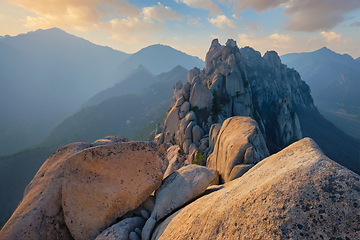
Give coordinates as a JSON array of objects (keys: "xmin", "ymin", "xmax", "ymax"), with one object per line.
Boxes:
[
  {"xmin": 207, "ymin": 116, "xmax": 269, "ymax": 183},
  {"xmin": 152, "ymin": 138, "xmax": 360, "ymax": 240},
  {"xmin": 159, "ymin": 39, "xmax": 313, "ymax": 165}
]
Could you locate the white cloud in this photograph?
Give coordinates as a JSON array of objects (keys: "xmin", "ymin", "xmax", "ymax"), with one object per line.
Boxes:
[
  {"xmin": 142, "ymin": 2, "xmax": 183, "ymax": 23},
  {"xmin": 176, "ymin": 0, "xmax": 222, "ymax": 16},
  {"xmin": 208, "ymin": 15, "xmax": 236, "ymax": 29},
  {"xmin": 320, "ymin": 31, "xmax": 342, "ymax": 43}
]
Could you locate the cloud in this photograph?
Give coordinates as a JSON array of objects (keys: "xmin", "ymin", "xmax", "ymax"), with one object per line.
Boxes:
[
  {"xmin": 237, "ymin": 31, "xmax": 359, "ymax": 58},
  {"xmin": 176, "ymin": 0, "xmax": 222, "ymax": 16},
  {"xmin": 187, "ymin": 17, "xmax": 204, "ymax": 27},
  {"xmin": 238, "ymin": 32, "xmax": 321, "ymax": 55},
  {"xmin": 227, "ymin": 0, "xmax": 288, "ymax": 13},
  {"xmin": 0, "ymin": 13, "xmax": 6, "ymax": 19},
  {"xmin": 320, "ymin": 31, "xmax": 342, "ymax": 42},
  {"xmin": 6, "ymin": 0, "xmax": 141, "ymax": 30},
  {"xmin": 225, "ymin": 0, "xmax": 360, "ymax": 32},
  {"xmin": 350, "ymin": 21, "xmax": 360, "ymax": 27},
  {"xmin": 208, "ymin": 15, "xmax": 237, "ymax": 28},
  {"xmin": 142, "ymin": 2, "xmax": 183, "ymax": 23},
  {"xmin": 283, "ymin": 0, "xmax": 360, "ymax": 32},
  {"xmin": 105, "ymin": 3, "xmax": 183, "ymax": 43}
]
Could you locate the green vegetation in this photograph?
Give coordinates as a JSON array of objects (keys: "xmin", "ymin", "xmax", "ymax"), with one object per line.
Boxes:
[{"xmin": 192, "ymin": 150, "xmax": 206, "ymax": 165}]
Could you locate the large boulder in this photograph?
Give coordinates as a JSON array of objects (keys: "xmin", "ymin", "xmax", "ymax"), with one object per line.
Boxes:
[
  {"xmin": 162, "ymin": 107, "xmax": 180, "ymax": 143},
  {"xmin": 142, "ymin": 165, "xmax": 216, "ymax": 240},
  {"xmin": 0, "ymin": 137, "xmax": 127, "ymax": 240},
  {"xmin": 207, "ymin": 116, "xmax": 269, "ymax": 183},
  {"xmin": 62, "ymin": 141, "xmax": 168, "ymax": 240},
  {"xmin": 152, "ymin": 138, "xmax": 360, "ymax": 240}
]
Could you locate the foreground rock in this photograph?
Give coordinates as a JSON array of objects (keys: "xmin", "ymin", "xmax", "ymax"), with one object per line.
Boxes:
[
  {"xmin": 142, "ymin": 164, "xmax": 216, "ymax": 240},
  {"xmin": 0, "ymin": 137, "xmax": 168, "ymax": 240},
  {"xmin": 62, "ymin": 142, "xmax": 167, "ymax": 240},
  {"xmin": 207, "ymin": 116, "xmax": 269, "ymax": 183},
  {"xmin": 0, "ymin": 136, "xmax": 127, "ymax": 240},
  {"xmin": 153, "ymin": 138, "xmax": 360, "ymax": 240}
]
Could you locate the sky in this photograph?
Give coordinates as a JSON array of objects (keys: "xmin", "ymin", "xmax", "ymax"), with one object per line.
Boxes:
[{"xmin": 0, "ymin": 0, "xmax": 360, "ymax": 60}]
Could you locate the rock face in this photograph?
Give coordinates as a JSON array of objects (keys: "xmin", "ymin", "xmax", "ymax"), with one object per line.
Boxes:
[
  {"xmin": 62, "ymin": 142, "xmax": 168, "ymax": 240},
  {"xmin": 152, "ymin": 138, "xmax": 360, "ymax": 240},
  {"xmin": 207, "ymin": 116, "xmax": 269, "ymax": 183},
  {"xmin": 159, "ymin": 38, "xmax": 314, "ymax": 166},
  {"xmin": 0, "ymin": 136, "xmax": 128, "ymax": 240},
  {"xmin": 142, "ymin": 164, "xmax": 216, "ymax": 240}
]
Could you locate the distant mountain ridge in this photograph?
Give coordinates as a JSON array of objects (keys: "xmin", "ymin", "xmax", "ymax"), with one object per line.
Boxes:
[
  {"xmin": 81, "ymin": 64, "xmax": 156, "ymax": 108},
  {"xmin": 108, "ymin": 44, "xmax": 204, "ymax": 84},
  {"xmin": 0, "ymin": 28, "xmax": 129, "ymax": 156},
  {"xmin": 0, "ymin": 28, "xmax": 205, "ymax": 156},
  {"xmin": 281, "ymin": 47, "xmax": 360, "ymax": 138}
]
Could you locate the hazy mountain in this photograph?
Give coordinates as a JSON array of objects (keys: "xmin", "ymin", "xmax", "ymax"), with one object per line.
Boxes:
[
  {"xmin": 281, "ymin": 47, "xmax": 360, "ymax": 138},
  {"xmin": 355, "ymin": 57, "xmax": 360, "ymax": 63},
  {"xmin": 0, "ymin": 28, "xmax": 129, "ymax": 156},
  {"xmin": 40, "ymin": 65, "xmax": 188, "ymax": 147},
  {"xmin": 81, "ymin": 65, "xmax": 156, "ymax": 108},
  {"xmin": 109, "ymin": 44, "xmax": 204, "ymax": 83}
]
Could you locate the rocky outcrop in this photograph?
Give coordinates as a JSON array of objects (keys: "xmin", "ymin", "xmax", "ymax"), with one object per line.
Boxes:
[
  {"xmin": 0, "ymin": 137, "xmax": 167, "ymax": 240},
  {"xmin": 207, "ymin": 116, "xmax": 269, "ymax": 183},
  {"xmin": 152, "ymin": 138, "xmax": 360, "ymax": 240},
  {"xmin": 159, "ymin": 38, "xmax": 314, "ymax": 166},
  {"xmin": 62, "ymin": 142, "xmax": 168, "ymax": 240}
]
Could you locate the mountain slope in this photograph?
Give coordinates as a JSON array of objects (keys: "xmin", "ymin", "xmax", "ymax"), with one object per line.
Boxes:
[
  {"xmin": 281, "ymin": 47, "xmax": 360, "ymax": 138},
  {"xmin": 0, "ymin": 28, "xmax": 129, "ymax": 156},
  {"xmin": 81, "ymin": 65, "xmax": 156, "ymax": 108},
  {"xmin": 109, "ymin": 44, "xmax": 204, "ymax": 82},
  {"xmin": 40, "ymin": 65, "xmax": 188, "ymax": 147}
]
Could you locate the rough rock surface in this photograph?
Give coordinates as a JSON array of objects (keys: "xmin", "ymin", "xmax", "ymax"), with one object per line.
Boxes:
[
  {"xmin": 189, "ymin": 83, "xmax": 213, "ymax": 109},
  {"xmin": 0, "ymin": 137, "xmax": 128, "ymax": 240},
  {"xmin": 152, "ymin": 138, "xmax": 360, "ymax": 240},
  {"xmin": 163, "ymin": 145, "xmax": 187, "ymax": 179},
  {"xmin": 142, "ymin": 164, "xmax": 216, "ymax": 240},
  {"xmin": 62, "ymin": 141, "xmax": 168, "ymax": 240},
  {"xmin": 94, "ymin": 217, "xmax": 145, "ymax": 240},
  {"xmin": 207, "ymin": 116, "xmax": 269, "ymax": 183}
]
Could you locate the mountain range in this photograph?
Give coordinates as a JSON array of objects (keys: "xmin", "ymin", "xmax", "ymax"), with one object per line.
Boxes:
[
  {"xmin": 281, "ymin": 47, "xmax": 360, "ymax": 138},
  {"xmin": 0, "ymin": 28, "xmax": 204, "ymax": 156}
]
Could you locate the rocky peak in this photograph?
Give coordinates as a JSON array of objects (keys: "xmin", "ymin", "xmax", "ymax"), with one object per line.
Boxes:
[
  {"xmin": 160, "ymin": 38, "xmax": 316, "ymax": 161},
  {"xmin": 263, "ymin": 50, "xmax": 281, "ymax": 69}
]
